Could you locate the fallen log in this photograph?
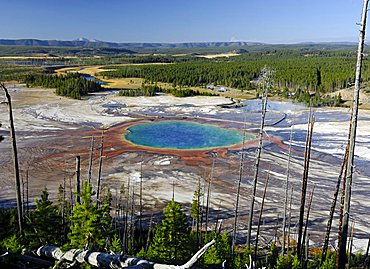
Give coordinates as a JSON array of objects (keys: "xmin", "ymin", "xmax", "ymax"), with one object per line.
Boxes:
[{"xmin": 37, "ymin": 239, "xmax": 215, "ymax": 269}]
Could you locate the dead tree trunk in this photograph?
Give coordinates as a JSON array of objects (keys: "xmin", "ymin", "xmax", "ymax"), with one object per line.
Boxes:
[
  {"xmin": 365, "ymin": 234, "xmax": 370, "ymax": 268},
  {"xmin": 87, "ymin": 136, "xmax": 95, "ymax": 184},
  {"xmin": 254, "ymin": 171, "xmax": 270, "ymax": 261},
  {"xmin": 322, "ymin": 138, "xmax": 350, "ymax": 263},
  {"xmin": 1, "ymin": 82, "xmax": 23, "ymax": 235},
  {"xmin": 287, "ymin": 186, "xmax": 293, "ymax": 253},
  {"xmin": 246, "ymin": 66, "xmax": 272, "ymax": 246},
  {"xmin": 338, "ymin": 1, "xmax": 369, "ymax": 268},
  {"xmin": 139, "ymin": 156, "xmax": 144, "ymax": 246},
  {"xmin": 232, "ymin": 119, "xmax": 248, "ymax": 254},
  {"xmin": 337, "ymin": 160, "xmax": 349, "ymax": 267},
  {"xmin": 69, "ymin": 176, "xmax": 74, "ymax": 209},
  {"xmin": 96, "ymin": 132, "xmax": 104, "ymax": 204},
  {"xmin": 130, "ymin": 184, "xmax": 135, "ymax": 251},
  {"xmin": 205, "ymin": 157, "xmax": 214, "ymax": 236},
  {"xmin": 348, "ymin": 219, "xmax": 355, "ymax": 267},
  {"xmin": 282, "ymin": 124, "xmax": 294, "ymax": 255},
  {"xmin": 124, "ymin": 177, "xmax": 131, "ymax": 253},
  {"xmin": 37, "ymin": 240, "xmax": 215, "ymax": 269},
  {"xmin": 301, "ymin": 185, "xmax": 315, "ymax": 260},
  {"xmin": 76, "ymin": 156, "xmax": 81, "ymax": 205},
  {"xmin": 297, "ymin": 112, "xmax": 315, "ymax": 257},
  {"xmin": 145, "ymin": 213, "xmax": 154, "ymax": 253},
  {"xmin": 22, "ymin": 174, "xmax": 25, "ymax": 221},
  {"xmin": 195, "ymin": 177, "xmax": 202, "ymax": 249},
  {"xmin": 26, "ymin": 169, "xmax": 29, "ymax": 213}
]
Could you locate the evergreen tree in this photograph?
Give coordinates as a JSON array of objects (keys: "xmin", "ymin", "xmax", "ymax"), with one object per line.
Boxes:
[
  {"xmin": 67, "ymin": 181, "xmax": 112, "ymax": 250},
  {"xmin": 147, "ymin": 199, "xmax": 191, "ymax": 264},
  {"xmin": 276, "ymin": 253, "xmax": 293, "ymax": 269},
  {"xmin": 319, "ymin": 251, "xmax": 336, "ymax": 269},
  {"xmin": 203, "ymin": 232, "xmax": 232, "ymax": 267},
  {"xmin": 267, "ymin": 243, "xmax": 279, "ymax": 268},
  {"xmin": 292, "ymin": 254, "xmax": 301, "ymax": 269},
  {"xmin": 109, "ymin": 234, "xmax": 122, "ymax": 254},
  {"xmin": 26, "ymin": 188, "xmax": 62, "ymax": 248}
]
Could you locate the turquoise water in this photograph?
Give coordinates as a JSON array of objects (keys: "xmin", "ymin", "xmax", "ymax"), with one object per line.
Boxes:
[{"xmin": 125, "ymin": 121, "xmax": 253, "ymax": 150}]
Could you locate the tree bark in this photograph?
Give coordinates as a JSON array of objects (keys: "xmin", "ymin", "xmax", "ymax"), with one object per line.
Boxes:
[
  {"xmin": 205, "ymin": 157, "xmax": 214, "ymax": 236},
  {"xmin": 338, "ymin": 1, "xmax": 369, "ymax": 268},
  {"xmin": 76, "ymin": 156, "xmax": 81, "ymax": 205},
  {"xmin": 96, "ymin": 132, "xmax": 104, "ymax": 204},
  {"xmin": 297, "ymin": 112, "xmax": 314, "ymax": 257},
  {"xmin": 365, "ymin": 234, "xmax": 370, "ymax": 268},
  {"xmin": 287, "ymin": 186, "xmax": 293, "ymax": 253},
  {"xmin": 246, "ymin": 67, "xmax": 272, "ymax": 246},
  {"xmin": 348, "ymin": 219, "xmax": 355, "ymax": 267},
  {"xmin": 301, "ymin": 185, "xmax": 315, "ymax": 260},
  {"xmin": 254, "ymin": 171, "xmax": 269, "ymax": 261},
  {"xmin": 232, "ymin": 120, "xmax": 248, "ymax": 254},
  {"xmin": 321, "ymin": 138, "xmax": 350, "ymax": 263},
  {"xmin": 37, "ymin": 240, "xmax": 215, "ymax": 269},
  {"xmin": 139, "ymin": 155, "xmax": 144, "ymax": 246},
  {"xmin": 282, "ymin": 124, "xmax": 294, "ymax": 255},
  {"xmin": 87, "ymin": 136, "xmax": 95, "ymax": 184},
  {"xmin": 1, "ymin": 83, "xmax": 23, "ymax": 235}
]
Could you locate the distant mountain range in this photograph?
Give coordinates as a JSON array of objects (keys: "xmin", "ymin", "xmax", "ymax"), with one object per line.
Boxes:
[{"xmin": 0, "ymin": 38, "xmax": 265, "ymax": 49}]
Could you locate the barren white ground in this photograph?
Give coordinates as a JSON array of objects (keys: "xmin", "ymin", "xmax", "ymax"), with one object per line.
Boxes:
[{"xmin": 1, "ymin": 84, "xmax": 370, "ymax": 251}]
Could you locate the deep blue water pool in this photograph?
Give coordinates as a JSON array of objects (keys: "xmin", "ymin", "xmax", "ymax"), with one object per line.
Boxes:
[
  {"xmin": 124, "ymin": 121, "xmax": 254, "ymax": 150},
  {"xmin": 81, "ymin": 73, "xmax": 109, "ymax": 85}
]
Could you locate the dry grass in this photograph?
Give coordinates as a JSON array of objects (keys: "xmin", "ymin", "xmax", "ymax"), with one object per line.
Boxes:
[
  {"xmin": 53, "ymin": 64, "xmax": 255, "ymax": 99},
  {"xmin": 105, "ymin": 78, "xmax": 143, "ymax": 89}
]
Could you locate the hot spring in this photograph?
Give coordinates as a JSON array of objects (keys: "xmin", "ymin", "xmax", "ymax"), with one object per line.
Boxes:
[{"xmin": 124, "ymin": 120, "xmax": 254, "ymax": 150}]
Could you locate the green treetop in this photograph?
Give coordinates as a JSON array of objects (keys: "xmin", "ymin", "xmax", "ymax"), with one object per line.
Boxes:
[
  {"xmin": 67, "ymin": 181, "xmax": 112, "ymax": 250},
  {"xmin": 147, "ymin": 199, "xmax": 191, "ymax": 264},
  {"xmin": 26, "ymin": 188, "xmax": 62, "ymax": 248}
]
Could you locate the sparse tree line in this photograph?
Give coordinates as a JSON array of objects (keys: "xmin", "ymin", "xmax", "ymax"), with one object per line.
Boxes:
[
  {"xmin": 24, "ymin": 73, "xmax": 103, "ymax": 99},
  {"xmin": 117, "ymin": 84, "xmax": 219, "ymax": 97}
]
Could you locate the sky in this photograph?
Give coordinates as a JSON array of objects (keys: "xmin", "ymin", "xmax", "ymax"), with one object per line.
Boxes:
[{"xmin": 0, "ymin": 0, "xmax": 366, "ymax": 44}]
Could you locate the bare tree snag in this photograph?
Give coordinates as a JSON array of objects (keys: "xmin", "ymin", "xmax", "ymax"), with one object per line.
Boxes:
[
  {"xmin": 282, "ymin": 123, "xmax": 294, "ymax": 255},
  {"xmin": 337, "ymin": 159, "xmax": 348, "ymax": 266},
  {"xmin": 37, "ymin": 240, "xmax": 215, "ymax": 268},
  {"xmin": 124, "ymin": 177, "xmax": 131, "ymax": 253},
  {"xmin": 97, "ymin": 132, "xmax": 104, "ymax": 204},
  {"xmin": 338, "ymin": 0, "xmax": 369, "ymax": 268},
  {"xmin": 1, "ymin": 82, "xmax": 23, "ymax": 235},
  {"xmin": 130, "ymin": 184, "xmax": 136, "ymax": 251},
  {"xmin": 205, "ymin": 156, "xmax": 214, "ymax": 236},
  {"xmin": 254, "ymin": 171, "xmax": 270, "ymax": 260},
  {"xmin": 26, "ymin": 169, "xmax": 29, "ymax": 213},
  {"xmin": 287, "ymin": 186, "xmax": 293, "ymax": 253},
  {"xmin": 365, "ymin": 234, "xmax": 370, "ymax": 268},
  {"xmin": 76, "ymin": 156, "xmax": 81, "ymax": 205},
  {"xmin": 301, "ymin": 185, "xmax": 315, "ymax": 260},
  {"xmin": 297, "ymin": 112, "xmax": 314, "ymax": 257},
  {"xmin": 139, "ymin": 154, "xmax": 144, "ymax": 246},
  {"xmin": 232, "ymin": 119, "xmax": 248, "ymax": 254},
  {"xmin": 322, "ymin": 136, "xmax": 350, "ymax": 263},
  {"xmin": 246, "ymin": 67, "xmax": 272, "ymax": 246},
  {"xmin": 348, "ymin": 219, "xmax": 355, "ymax": 267},
  {"xmin": 87, "ymin": 136, "xmax": 95, "ymax": 184}
]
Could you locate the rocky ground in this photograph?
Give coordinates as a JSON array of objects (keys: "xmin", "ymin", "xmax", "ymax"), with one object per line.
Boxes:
[{"xmin": 1, "ymin": 84, "xmax": 370, "ymax": 252}]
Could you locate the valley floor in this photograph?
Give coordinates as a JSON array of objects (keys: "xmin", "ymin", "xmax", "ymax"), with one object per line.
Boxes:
[{"xmin": 1, "ymin": 84, "xmax": 370, "ymax": 252}]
